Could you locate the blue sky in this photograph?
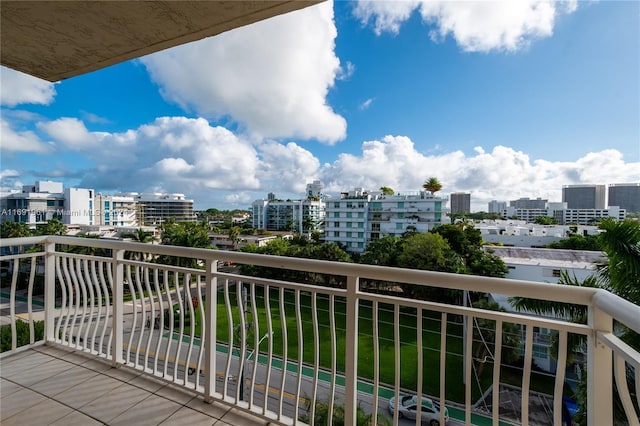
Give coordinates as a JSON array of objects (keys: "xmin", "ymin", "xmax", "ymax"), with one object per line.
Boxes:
[{"xmin": 1, "ymin": 0, "xmax": 638, "ymax": 211}]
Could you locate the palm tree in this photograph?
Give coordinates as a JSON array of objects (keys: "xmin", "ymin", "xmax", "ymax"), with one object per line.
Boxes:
[
  {"xmin": 422, "ymin": 177, "xmax": 442, "ymax": 195},
  {"xmin": 379, "ymin": 186, "xmax": 394, "ymax": 195}
]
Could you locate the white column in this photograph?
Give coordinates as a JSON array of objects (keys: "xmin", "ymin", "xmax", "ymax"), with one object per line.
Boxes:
[
  {"xmin": 111, "ymin": 248, "xmax": 124, "ymax": 365},
  {"xmin": 204, "ymin": 258, "xmax": 218, "ymax": 402},
  {"xmin": 587, "ymin": 305, "xmax": 613, "ymax": 425},
  {"xmin": 44, "ymin": 240, "xmax": 56, "ymax": 342}
]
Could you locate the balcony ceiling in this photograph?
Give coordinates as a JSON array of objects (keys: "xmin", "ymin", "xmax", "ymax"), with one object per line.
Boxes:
[{"xmin": 0, "ymin": 1, "xmax": 321, "ymax": 82}]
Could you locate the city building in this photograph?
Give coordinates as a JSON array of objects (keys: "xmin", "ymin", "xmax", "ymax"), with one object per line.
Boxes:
[
  {"xmin": 562, "ymin": 184, "xmax": 606, "ymax": 209},
  {"xmin": 0, "ymin": 181, "xmax": 65, "ymax": 225},
  {"xmin": 509, "ymin": 197, "xmax": 548, "ymax": 209},
  {"xmin": 450, "ymin": 192, "xmax": 471, "ymax": 214},
  {"xmin": 477, "ymin": 220, "xmax": 600, "ymax": 247},
  {"xmin": 488, "ymin": 200, "xmax": 507, "ymax": 214},
  {"xmin": 502, "ymin": 204, "xmax": 625, "ymax": 225},
  {"xmin": 608, "ymin": 183, "xmax": 640, "ymax": 213},
  {"xmin": 306, "ymin": 180, "xmax": 324, "ymax": 199},
  {"xmin": 251, "ymin": 198, "xmax": 325, "ymax": 233},
  {"xmin": 93, "ymin": 193, "xmax": 138, "ymax": 227},
  {"xmin": 323, "ymin": 188, "xmax": 447, "ymax": 253},
  {"xmin": 0, "ymin": 181, "xmax": 94, "ymax": 226},
  {"xmin": 129, "ymin": 193, "xmax": 197, "ymax": 225}
]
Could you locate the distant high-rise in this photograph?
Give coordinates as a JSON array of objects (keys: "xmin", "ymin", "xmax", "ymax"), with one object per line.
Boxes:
[
  {"xmin": 450, "ymin": 192, "xmax": 471, "ymax": 214},
  {"xmin": 488, "ymin": 200, "xmax": 507, "ymax": 214},
  {"xmin": 306, "ymin": 180, "xmax": 324, "ymax": 199},
  {"xmin": 608, "ymin": 183, "xmax": 640, "ymax": 213},
  {"xmin": 510, "ymin": 197, "xmax": 547, "ymax": 209},
  {"xmin": 562, "ymin": 185, "xmax": 606, "ymax": 209}
]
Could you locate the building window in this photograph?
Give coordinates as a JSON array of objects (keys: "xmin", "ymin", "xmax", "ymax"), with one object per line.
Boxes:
[
  {"xmin": 396, "ymin": 223, "xmax": 403, "ymax": 230},
  {"xmin": 358, "ymin": 242, "xmax": 364, "ymax": 248},
  {"xmin": 552, "ymin": 269, "xmax": 561, "ymax": 277},
  {"xmin": 358, "ymin": 212, "xmax": 364, "ymax": 218},
  {"xmin": 334, "ymin": 221, "xmax": 340, "ymax": 228},
  {"xmin": 346, "ymin": 222, "xmax": 352, "ymax": 228},
  {"xmin": 346, "ymin": 212, "xmax": 352, "ymax": 218},
  {"xmin": 333, "ymin": 231, "xmax": 340, "ymax": 237},
  {"xmin": 358, "ymin": 232, "xmax": 364, "ymax": 238},
  {"xmin": 358, "ymin": 222, "xmax": 364, "ymax": 228},
  {"xmin": 397, "ymin": 202, "xmax": 404, "ymax": 208},
  {"xmin": 334, "ymin": 212, "xmax": 340, "ymax": 218},
  {"xmin": 334, "ymin": 202, "xmax": 340, "ymax": 208},
  {"xmin": 346, "ymin": 232, "xmax": 352, "ymax": 238}
]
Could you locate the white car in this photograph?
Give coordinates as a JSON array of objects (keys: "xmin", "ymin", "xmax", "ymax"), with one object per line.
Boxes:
[{"xmin": 388, "ymin": 395, "xmax": 449, "ymax": 426}]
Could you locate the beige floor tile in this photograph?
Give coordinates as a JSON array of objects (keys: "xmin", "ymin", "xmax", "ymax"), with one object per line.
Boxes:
[
  {"xmin": 30, "ymin": 364, "xmax": 99, "ymax": 397},
  {"xmin": 160, "ymin": 406, "xmax": 217, "ymax": 426},
  {"xmin": 186, "ymin": 396, "xmax": 230, "ymax": 419},
  {"xmin": 1, "ymin": 396, "xmax": 73, "ymax": 426},
  {"xmin": 220, "ymin": 407, "xmax": 270, "ymax": 425},
  {"xmin": 80, "ymin": 382, "xmax": 152, "ymax": 423},
  {"xmin": 0, "ymin": 378, "xmax": 23, "ymax": 398},
  {"xmin": 0, "ymin": 388, "xmax": 47, "ymax": 421},
  {"xmin": 155, "ymin": 382, "xmax": 198, "ymax": 405},
  {"xmin": 109, "ymin": 394, "xmax": 182, "ymax": 426},
  {"xmin": 7, "ymin": 358, "xmax": 75, "ymax": 386},
  {"xmin": 49, "ymin": 410, "xmax": 104, "ymax": 426},
  {"xmin": 0, "ymin": 351, "xmax": 52, "ymax": 374},
  {"xmin": 54, "ymin": 372, "xmax": 124, "ymax": 409},
  {"xmin": 130, "ymin": 372, "xmax": 169, "ymax": 392}
]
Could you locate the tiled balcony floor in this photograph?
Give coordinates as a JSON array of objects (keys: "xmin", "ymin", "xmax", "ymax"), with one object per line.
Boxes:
[{"xmin": 0, "ymin": 345, "xmax": 269, "ymax": 426}]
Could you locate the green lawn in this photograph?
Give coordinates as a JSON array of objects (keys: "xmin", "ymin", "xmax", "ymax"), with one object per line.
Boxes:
[{"xmin": 181, "ymin": 285, "xmax": 557, "ymax": 403}]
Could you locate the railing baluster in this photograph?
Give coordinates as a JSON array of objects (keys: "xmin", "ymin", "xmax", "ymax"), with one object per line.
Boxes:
[
  {"xmin": 553, "ymin": 331, "xmax": 568, "ymax": 426},
  {"xmin": 27, "ymin": 256, "xmax": 36, "ymax": 344},
  {"xmin": 521, "ymin": 324, "xmax": 534, "ymax": 426},
  {"xmin": 153, "ymin": 269, "xmax": 164, "ymax": 375},
  {"xmin": 328, "ymin": 293, "xmax": 336, "ymax": 426},
  {"xmin": 372, "ymin": 300, "xmax": 380, "ymax": 425},
  {"xmin": 344, "ymin": 275, "xmax": 359, "ymax": 426},
  {"xmin": 263, "ymin": 285, "xmax": 273, "ymax": 415},
  {"xmin": 204, "ymin": 259, "xmax": 217, "ymax": 402},
  {"xmin": 184, "ymin": 272, "xmax": 196, "ymax": 388},
  {"xmin": 393, "ymin": 303, "xmax": 400, "ymax": 424},
  {"xmin": 465, "ymin": 314, "xmax": 473, "ymax": 426},
  {"xmin": 440, "ymin": 312, "xmax": 448, "ymax": 426},
  {"xmin": 417, "ymin": 308, "xmax": 424, "ymax": 421},
  {"xmin": 310, "ymin": 291, "xmax": 319, "ymax": 424},
  {"xmin": 195, "ymin": 274, "xmax": 205, "ymax": 390},
  {"xmin": 90, "ymin": 260, "xmax": 102, "ymax": 354},
  {"xmin": 9, "ymin": 258, "xmax": 18, "ymax": 351},
  {"xmin": 223, "ymin": 278, "xmax": 233, "ymax": 399},
  {"xmin": 249, "ymin": 281, "xmax": 259, "ymax": 407},
  {"xmin": 278, "ymin": 287, "xmax": 288, "ymax": 420},
  {"xmin": 133, "ymin": 265, "xmax": 146, "ymax": 368},
  {"xmin": 44, "ymin": 241, "xmax": 56, "ymax": 343},
  {"xmin": 293, "ymin": 289, "xmax": 303, "ymax": 422}
]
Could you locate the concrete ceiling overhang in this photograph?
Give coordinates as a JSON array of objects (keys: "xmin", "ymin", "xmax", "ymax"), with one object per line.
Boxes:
[{"xmin": 1, "ymin": 1, "xmax": 322, "ymax": 82}]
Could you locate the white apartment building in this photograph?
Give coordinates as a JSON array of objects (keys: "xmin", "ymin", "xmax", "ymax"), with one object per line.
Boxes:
[
  {"xmin": 1, "ymin": 181, "xmax": 94, "ymax": 226},
  {"xmin": 63, "ymin": 188, "xmax": 94, "ymax": 225},
  {"xmin": 94, "ymin": 193, "xmax": 138, "ymax": 227},
  {"xmin": 323, "ymin": 188, "xmax": 447, "ymax": 253},
  {"xmin": 502, "ymin": 203, "xmax": 626, "ymax": 225},
  {"xmin": 1, "ymin": 181, "xmax": 65, "ymax": 225},
  {"xmin": 251, "ymin": 198, "xmax": 325, "ymax": 233}
]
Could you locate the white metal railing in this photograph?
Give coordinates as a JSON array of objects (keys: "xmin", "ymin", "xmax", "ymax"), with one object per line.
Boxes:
[{"xmin": 1, "ymin": 235, "xmax": 639, "ymax": 426}]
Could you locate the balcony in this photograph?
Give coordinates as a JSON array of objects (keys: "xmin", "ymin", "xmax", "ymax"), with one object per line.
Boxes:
[{"xmin": 1, "ymin": 236, "xmax": 639, "ymax": 425}]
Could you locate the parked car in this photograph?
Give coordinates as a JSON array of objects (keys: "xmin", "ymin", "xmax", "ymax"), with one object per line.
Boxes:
[{"xmin": 388, "ymin": 395, "xmax": 449, "ymax": 426}]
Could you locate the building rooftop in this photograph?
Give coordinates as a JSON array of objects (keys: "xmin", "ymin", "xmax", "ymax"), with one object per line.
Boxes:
[{"xmin": 486, "ymin": 246, "xmax": 606, "ymax": 269}]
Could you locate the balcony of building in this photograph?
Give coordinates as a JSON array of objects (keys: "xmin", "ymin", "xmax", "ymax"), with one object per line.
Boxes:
[{"xmin": 1, "ymin": 236, "xmax": 639, "ymax": 426}]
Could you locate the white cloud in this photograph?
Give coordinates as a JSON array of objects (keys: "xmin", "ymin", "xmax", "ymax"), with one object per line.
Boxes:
[
  {"xmin": 354, "ymin": 0, "xmax": 578, "ymax": 52},
  {"xmin": 38, "ymin": 117, "xmax": 101, "ymax": 149},
  {"xmin": 319, "ymin": 135, "xmax": 640, "ymax": 211},
  {"xmin": 0, "ymin": 118, "xmax": 51, "ymax": 153},
  {"xmin": 141, "ymin": 1, "xmax": 346, "ymax": 144},
  {"xmin": 257, "ymin": 141, "xmax": 321, "ymax": 193},
  {"xmin": 359, "ymin": 98, "xmax": 374, "ymax": 110},
  {"xmin": 0, "ymin": 169, "xmax": 19, "ymax": 179},
  {"xmin": 0, "ymin": 67, "xmax": 57, "ymax": 107}
]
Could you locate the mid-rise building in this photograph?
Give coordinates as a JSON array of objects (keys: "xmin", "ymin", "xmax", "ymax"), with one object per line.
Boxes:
[
  {"xmin": 488, "ymin": 200, "xmax": 507, "ymax": 214},
  {"xmin": 323, "ymin": 188, "xmax": 447, "ymax": 253},
  {"xmin": 509, "ymin": 197, "xmax": 548, "ymax": 209},
  {"xmin": 1, "ymin": 181, "xmax": 65, "ymax": 225},
  {"xmin": 608, "ymin": 183, "xmax": 640, "ymax": 213},
  {"xmin": 63, "ymin": 188, "xmax": 94, "ymax": 225},
  {"xmin": 562, "ymin": 184, "xmax": 606, "ymax": 209},
  {"xmin": 450, "ymin": 192, "xmax": 471, "ymax": 214},
  {"xmin": 502, "ymin": 203, "xmax": 625, "ymax": 225},
  {"xmin": 128, "ymin": 193, "xmax": 197, "ymax": 225},
  {"xmin": 94, "ymin": 193, "xmax": 138, "ymax": 227},
  {"xmin": 306, "ymin": 180, "xmax": 324, "ymax": 199},
  {"xmin": 251, "ymin": 198, "xmax": 325, "ymax": 233}
]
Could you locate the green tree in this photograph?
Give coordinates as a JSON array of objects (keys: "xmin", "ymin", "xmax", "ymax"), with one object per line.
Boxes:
[
  {"xmin": 228, "ymin": 226, "xmax": 241, "ymax": 250},
  {"xmin": 379, "ymin": 186, "xmax": 394, "ymax": 195},
  {"xmin": 534, "ymin": 216, "xmax": 557, "ymax": 225},
  {"xmin": 160, "ymin": 219, "xmax": 211, "ymax": 267},
  {"xmin": 35, "ymin": 218, "xmax": 66, "ymax": 236},
  {"xmin": 547, "ymin": 233, "xmax": 602, "ymax": 251},
  {"xmin": 0, "ymin": 221, "xmax": 32, "ymax": 238},
  {"xmin": 422, "ymin": 177, "xmax": 443, "ymax": 195}
]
